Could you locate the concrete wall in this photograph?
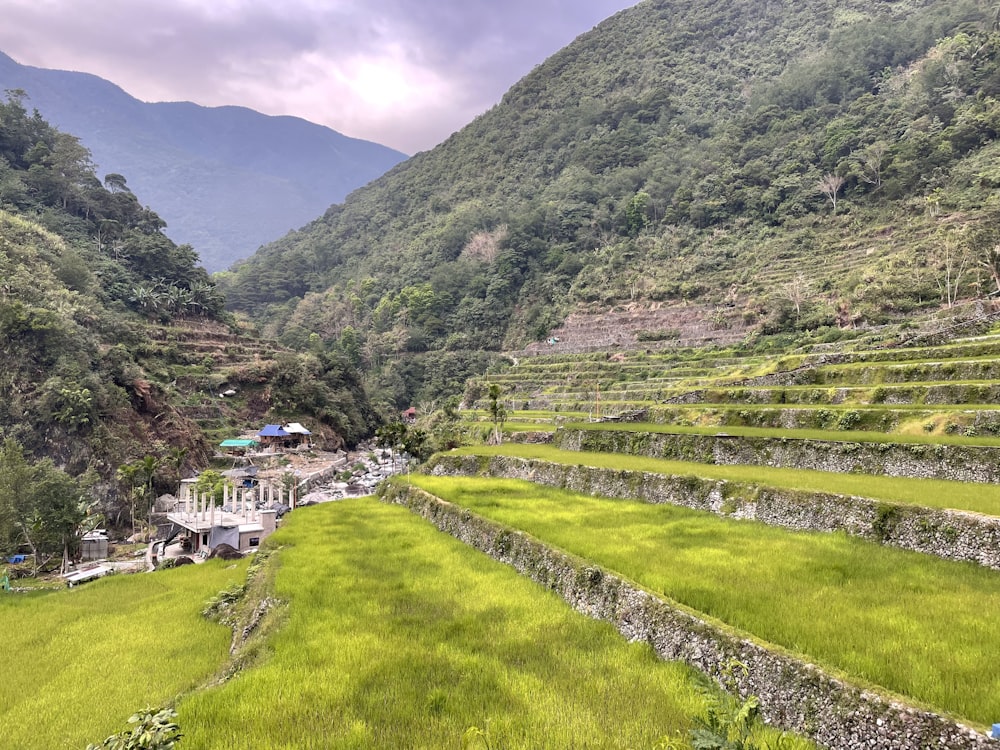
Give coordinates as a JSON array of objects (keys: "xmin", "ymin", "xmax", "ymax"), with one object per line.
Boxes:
[{"xmin": 381, "ymin": 483, "xmax": 994, "ymax": 750}]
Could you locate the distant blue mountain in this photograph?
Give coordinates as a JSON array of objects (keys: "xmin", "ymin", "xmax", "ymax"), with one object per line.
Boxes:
[{"xmin": 0, "ymin": 50, "xmax": 407, "ymax": 271}]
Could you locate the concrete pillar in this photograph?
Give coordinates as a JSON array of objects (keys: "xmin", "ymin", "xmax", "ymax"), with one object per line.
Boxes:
[{"xmin": 261, "ymin": 509, "xmax": 276, "ymax": 535}]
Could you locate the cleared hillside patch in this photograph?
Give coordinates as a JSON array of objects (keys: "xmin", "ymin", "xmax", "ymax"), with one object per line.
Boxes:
[{"xmin": 405, "ymin": 475, "xmax": 1000, "ymax": 728}]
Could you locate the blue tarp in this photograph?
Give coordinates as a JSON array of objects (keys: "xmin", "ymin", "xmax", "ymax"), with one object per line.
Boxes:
[{"xmin": 258, "ymin": 424, "xmax": 289, "ymax": 437}]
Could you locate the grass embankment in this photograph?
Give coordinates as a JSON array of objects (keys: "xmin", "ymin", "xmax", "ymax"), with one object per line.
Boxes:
[
  {"xmin": 0, "ymin": 559, "xmax": 249, "ymax": 750},
  {"xmin": 406, "ymin": 475, "xmax": 1000, "ymax": 728},
  {"xmin": 559, "ymin": 421, "xmax": 1000, "ymax": 447},
  {"xmin": 454, "ymin": 444, "xmax": 1000, "ymax": 517},
  {"xmin": 467, "ymin": 414, "xmax": 1000, "ymax": 446},
  {"xmin": 178, "ymin": 499, "xmax": 810, "ymax": 749}
]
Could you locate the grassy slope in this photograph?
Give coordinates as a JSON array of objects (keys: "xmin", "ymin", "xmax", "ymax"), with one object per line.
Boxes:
[
  {"xmin": 406, "ymin": 474, "xmax": 1000, "ymax": 727},
  {"xmin": 177, "ymin": 499, "xmax": 810, "ymax": 749},
  {"xmin": 0, "ymin": 559, "xmax": 248, "ymax": 750},
  {"xmin": 453, "ymin": 444, "xmax": 1000, "ymax": 517},
  {"xmin": 558, "ymin": 421, "xmax": 1000, "ymax": 446}
]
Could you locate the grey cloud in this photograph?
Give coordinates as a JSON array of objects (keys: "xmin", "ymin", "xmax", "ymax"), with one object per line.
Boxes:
[{"xmin": 0, "ymin": 0, "xmax": 637, "ymax": 152}]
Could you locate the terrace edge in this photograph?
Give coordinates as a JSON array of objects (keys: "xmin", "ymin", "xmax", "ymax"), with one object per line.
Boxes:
[{"xmin": 380, "ymin": 481, "xmax": 995, "ymax": 750}]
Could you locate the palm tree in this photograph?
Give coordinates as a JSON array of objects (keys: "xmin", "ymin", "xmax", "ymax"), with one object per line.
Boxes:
[
  {"xmin": 137, "ymin": 454, "xmax": 162, "ymax": 538},
  {"xmin": 116, "ymin": 462, "xmax": 141, "ymax": 540}
]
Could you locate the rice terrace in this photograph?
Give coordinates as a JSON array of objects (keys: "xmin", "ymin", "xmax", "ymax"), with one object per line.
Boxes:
[
  {"xmin": 11, "ymin": 0, "xmax": 1000, "ymax": 748},
  {"xmin": 6, "ymin": 309, "xmax": 1000, "ymax": 749}
]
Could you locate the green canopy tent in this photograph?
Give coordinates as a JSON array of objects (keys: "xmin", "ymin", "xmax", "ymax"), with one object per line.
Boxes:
[{"xmin": 219, "ymin": 438, "xmax": 258, "ymax": 456}]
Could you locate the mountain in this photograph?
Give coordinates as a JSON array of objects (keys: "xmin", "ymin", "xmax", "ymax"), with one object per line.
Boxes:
[
  {"xmin": 0, "ymin": 94, "xmax": 378, "ymax": 525},
  {"xmin": 0, "ymin": 50, "xmax": 407, "ymax": 271},
  {"xmin": 222, "ymin": 0, "xmax": 1000, "ymax": 407}
]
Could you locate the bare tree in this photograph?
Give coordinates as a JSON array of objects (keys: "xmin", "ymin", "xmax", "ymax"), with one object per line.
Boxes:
[
  {"xmin": 817, "ymin": 174, "xmax": 846, "ymax": 214},
  {"xmin": 936, "ymin": 238, "xmax": 970, "ymax": 308},
  {"xmin": 976, "ymin": 243, "xmax": 1000, "ymax": 296},
  {"xmin": 783, "ymin": 273, "xmax": 812, "ymax": 317}
]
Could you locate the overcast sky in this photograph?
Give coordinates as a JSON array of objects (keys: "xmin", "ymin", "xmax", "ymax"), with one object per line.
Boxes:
[{"xmin": 0, "ymin": 0, "xmax": 638, "ymax": 154}]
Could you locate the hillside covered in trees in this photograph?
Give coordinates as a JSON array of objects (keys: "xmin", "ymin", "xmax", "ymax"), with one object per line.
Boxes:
[
  {"xmin": 0, "ymin": 50, "xmax": 408, "ymax": 272},
  {"xmin": 0, "ymin": 93, "xmax": 378, "ymax": 563},
  {"xmin": 222, "ymin": 0, "xmax": 1000, "ymax": 406}
]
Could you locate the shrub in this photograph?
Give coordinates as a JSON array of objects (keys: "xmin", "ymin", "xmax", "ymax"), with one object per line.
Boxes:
[{"xmin": 86, "ymin": 707, "xmax": 181, "ymax": 750}]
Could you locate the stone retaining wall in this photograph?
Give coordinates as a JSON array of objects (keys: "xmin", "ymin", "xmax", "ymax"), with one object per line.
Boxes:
[
  {"xmin": 381, "ymin": 483, "xmax": 994, "ymax": 750},
  {"xmin": 558, "ymin": 428, "xmax": 1000, "ymax": 484},
  {"xmin": 427, "ymin": 454, "xmax": 1000, "ymax": 570}
]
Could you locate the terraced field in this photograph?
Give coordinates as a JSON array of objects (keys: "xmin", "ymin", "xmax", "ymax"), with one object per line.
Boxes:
[{"xmin": 408, "ymin": 320, "xmax": 1000, "ymax": 748}]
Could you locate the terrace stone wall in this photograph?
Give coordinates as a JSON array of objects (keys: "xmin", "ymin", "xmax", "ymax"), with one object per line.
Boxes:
[
  {"xmin": 557, "ymin": 428, "xmax": 1000, "ymax": 484},
  {"xmin": 638, "ymin": 406, "xmax": 1000, "ymax": 434},
  {"xmin": 427, "ymin": 454, "xmax": 1000, "ymax": 570},
  {"xmin": 382, "ymin": 483, "xmax": 995, "ymax": 750}
]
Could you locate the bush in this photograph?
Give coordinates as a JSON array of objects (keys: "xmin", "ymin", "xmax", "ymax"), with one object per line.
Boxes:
[{"xmin": 86, "ymin": 707, "xmax": 181, "ymax": 750}]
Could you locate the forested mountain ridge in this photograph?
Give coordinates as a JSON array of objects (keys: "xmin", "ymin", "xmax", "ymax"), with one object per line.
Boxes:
[
  {"xmin": 223, "ymin": 0, "xmax": 1000, "ymax": 408},
  {"xmin": 0, "ymin": 50, "xmax": 407, "ymax": 271},
  {"xmin": 0, "ymin": 93, "xmax": 377, "ymax": 496}
]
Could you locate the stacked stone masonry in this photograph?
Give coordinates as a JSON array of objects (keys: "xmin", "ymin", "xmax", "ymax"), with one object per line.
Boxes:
[
  {"xmin": 428, "ymin": 454, "xmax": 1000, "ymax": 570},
  {"xmin": 557, "ymin": 429, "xmax": 1000, "ymax": 484},
  {"xmin": 382, "ymin": 483, "xmax": 994, "ymax": 750}
]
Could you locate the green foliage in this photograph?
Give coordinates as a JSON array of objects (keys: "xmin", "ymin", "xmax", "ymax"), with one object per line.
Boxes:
[
  {"xmin": 85, "ymin": 707, "xmax": 182, "ymax": 750},
  {"xmin": 0, "ymin": 91, "xmax": 223, "ymax": 319},
  {"xmin": 487, "ymin": 383, "xmax": 508, "ymax": 444},
  {"xmin": 689, "ymin": 660, "xmax": 791, "ymax": 750},
  {"xmin": 0, "ymin": 437, "xmax": 89, "ymax": 571},
  {"xmin": 222, "ymin": 0, "xmax": 1000, "ymax": 404},
  {"xmin": 0, "ymin": 97, "xmax": 245, "ymax": 484}
]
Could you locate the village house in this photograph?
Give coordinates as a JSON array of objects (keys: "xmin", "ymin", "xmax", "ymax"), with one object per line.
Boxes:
[
  {"xmin": 163, "ymin": 476, "xmax": 289, "ymax": 557},
  {"xmin": 257, "ymin": 423, "xmax": 312, "ymax": 452}
]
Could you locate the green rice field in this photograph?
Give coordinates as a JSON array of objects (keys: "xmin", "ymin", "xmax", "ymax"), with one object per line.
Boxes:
[
  {"xmin": 177, "ymin": 499, "xmax": 810, "ymax": 749},
  {"xmin": 0, "ymin": 559, "xmax": 249, "ymax": 749},
  {"xmin": 453, "ymin": 444, "xmax": 1000, "ymax": 517},
  {"xmin": 559, "ymin": 421, "xmax": 1000, "ymax": 446},
  {"xmin": 405, "ymin": 474, "xmax": 1000, "ymax": 727}
]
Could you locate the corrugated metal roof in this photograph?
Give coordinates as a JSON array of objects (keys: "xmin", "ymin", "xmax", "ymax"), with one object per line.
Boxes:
[
  {"xmin": 220, "ymin": 439, "xmax": 259, "ymax": 447},
  {"xmin": 258, "ymin": 424, "xmax": 289, "ymax": 437}
]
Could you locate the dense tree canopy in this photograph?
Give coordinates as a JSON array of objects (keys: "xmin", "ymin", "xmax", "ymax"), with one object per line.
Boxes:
[
  {"xmin": 221, "ymin": 0, "xmax": 1000, "ymax": 406},
  {"xmin": 0, "ymin": 96, "xmax": 379, "ymax": 508}
]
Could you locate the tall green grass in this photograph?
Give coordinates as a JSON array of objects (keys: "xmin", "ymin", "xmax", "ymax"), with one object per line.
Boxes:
[
  {"xmin": 406, "ymin": 475, "xmax": 1000, "ymax": 727},
  {"xmin": 177, "ymin": 499, "xmax": 810, "ymax": 749},
  {"xmin": 456, "ymin": 444, "xmax": 1000, "ymax": 517},
  {"xmin": 0, "ymin": 560, "xmax": 248, "ymax": 749},
  {"xmin": 560, "ymin": 421, "xmax": 1000, "ymax": 447}
]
